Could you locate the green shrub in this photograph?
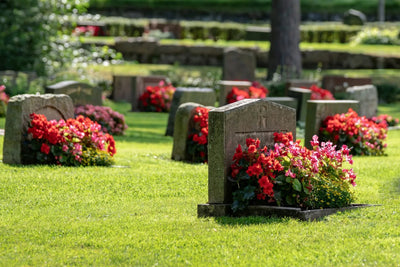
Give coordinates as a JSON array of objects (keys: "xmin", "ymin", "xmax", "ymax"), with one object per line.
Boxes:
[
  {"xmin": 376, "ymin": 83, "xmax": 400, "ymax": 103},
  {"xmin": 351, "ymin": 27, "xmax": 400, "ymax": 45}
]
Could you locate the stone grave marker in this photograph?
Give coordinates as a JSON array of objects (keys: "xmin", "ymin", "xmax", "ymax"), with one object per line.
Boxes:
[
  {"xmin": 111, "ymin": 75, "xmax": 166, "ymax": 106},
  {"xmin": 165, "ymin": 87, "xmax": 216, "ymax": 136},
  {"xmin": 321, "ymin": 75, "xmax": 372, "ymax": 94},
  {"xmin": 346, "ymin": 84, "xmax": 378, "ymax": 118},
  {"xmin": 288, "ymin": 87, "xmax": 312, "ymax": 126},
  {"xmin": 304, "ymin": 100, "xmax": 360, "ymax": 149},
  {"xmin": 198, "ymin": 99, "xmax": 296, "ymax": 216},
  {"xmin": 45, "ymin": 81, "xmax": 101, "ymax": 106},
  {"xmin": 222, "ymin": 47, "xmax": 255, "ymax": 81},
  {"xmin": 3, "ymin": 94, "xmax": 74, "ymax": 164},
  {"xmin": 218, "ymin": 80, "xmax": 252, "ymax": 106},
  {"xmin": 171, "ymin": 102, "xmax": 215, "ymax": 161},
  {"xmin": 266, "ymin": 97, "xmax": 297, "ymax": 110},
  {"xmin": 285, "ymin": 79, "xmax": 317, "ymax": 95}
]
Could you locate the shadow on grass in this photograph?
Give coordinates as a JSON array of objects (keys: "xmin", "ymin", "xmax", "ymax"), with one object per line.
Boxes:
[
  {"xmin": 214, "ymin": 215, "xmax": 293, "ymax": 225},
  {"xmin": 114, "ymin": 132, "xmax": 172, "ymax": 144}
]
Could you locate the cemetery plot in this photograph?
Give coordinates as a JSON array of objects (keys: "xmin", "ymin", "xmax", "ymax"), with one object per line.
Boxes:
[{"xmin": 45, "ymin": 81, "xmax": 102, "ymax": 106}]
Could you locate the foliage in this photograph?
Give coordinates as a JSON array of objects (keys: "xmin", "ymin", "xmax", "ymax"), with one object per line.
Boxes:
[
  {"xmin": 24, "ymin": 113, "xmax": 116, "ymax": 166},
  {"xmin": 226, "ymin": 82, "xmax": 269, "ymax": 104},
  {"xmin": 75, "ymin": 105, "xmax": 128, "ymax": 135},
  {"xmin": 352, "ymin": 27, "xmax": 400, "ymax": 45},
  {"xmin": 138, "ymin": 81, "xmax": 175, "ymax": 112},
  {"xmin": 319, "ymin": 108, "xmax": 388, "ymax": 156},
  {"xmin": 186, "ymin": 106, "xmax": 210, "ymax": 163},
  {"xmin": 230, "ymin": 133, "xmax": 356, "ymax": 212},
  {"xmin": 376, "ymin": 83, "xmax": 400, "ymax": 103},
  {"xmin": 0, "ymin": 85, "xmax": 9, "ymax": 117},
  {"xmin": 369, "ymin": 114, "xmax": 399, "ymax": 127}
]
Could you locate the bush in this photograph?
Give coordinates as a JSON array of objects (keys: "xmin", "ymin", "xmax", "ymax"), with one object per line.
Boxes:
[
  {"xmin": 376, "ymin": 83, "xmax": 400, "ymax": 103},
  {"xmin": 0, "ymin": 85, "xmax": 9, "ymax": 117},
  {"xmin": 351, "ymin": 27, "xmax": 400, "ymax": 45},
  {"xmin": 138, "ymin": 81, "xmax": 175, "ymax": 112},
  {"xmin": 74, "ymin": 105, "xmax": 128, "ymax": 135},
  {"xmin": 186, "ymin": 106, "xmax": 210, "ymax": 163}
]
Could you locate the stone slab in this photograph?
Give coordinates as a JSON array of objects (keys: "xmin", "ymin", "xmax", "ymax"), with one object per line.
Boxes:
[
  {"xmin": 207, "ymin": 99, "xmax": 296, "ymax": 204},
  {"xmin": 2, "ymin": 94, "xmax": 74, "ymax": 164},
  {"xmin": 304, "ymin": 100, "xmax": 359, "ymax": 149},
  {"xmin": 346, "ymin": 84, "xmax": 378, "ymax": 118},
  {"xmin": 198, "ymin": 203, "xmax": 373, "ymax": 221},
  {"xmin": 288, "ymin": 87, "xmax": 312, "ymax": 126},
  {"xmin": 45, "ymin": 80, "xmax": 101, "ymax": 106},
  {"xmin": 321, "ymin": 75, "xmax": 372, "ymax": 94},
  {"xmin": 266, "ymin": 97, "xmax": 298, "ymax": 110},
  {"xmin": 165, "ymin": 88, "xmax": 216, "ymax": 136},
  {"xmin": 223, "ymin": 47, "xmax": 255, "ymax": 81},
  {"xmin": 218, "ymin": 80, "xmax": 252, "ymax": 106}
]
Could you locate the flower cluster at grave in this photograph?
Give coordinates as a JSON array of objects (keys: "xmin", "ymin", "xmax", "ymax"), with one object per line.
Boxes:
[
  {"xmin": 319, "ymin": 108, "xmax": 388, "ymax": 156},
  {"xmin": 186, "ymin": 106, "xmax": 210, "ymax": 163},
  {"xmin": 72, "ymin": 25, "xmax": 103, "ymax": 36},
  {"xmin": 75, "ymin": 105, "xmax": 128, "ymax": 135},
  {"xmin": 138, "ymin": 81, "xmax": 176, "ymax": 112},
  {"xmin": 0, "ymin": 85, "xmax": 9, "ymax": 117},
  {"xmin": 25, "ymin": 113, "xmax": 116, "ymax": 166},
  {"xmin": 308, "ymin": 85, "xmax": 335, "ymax": 100},
  {"xmin": 369, "ymin": 114, "xmax": 399, "ymax": 127},
  {"xmin": 226, "ymin": 82, "xmax": 269, "ymax": 104},
  {"xmin": 229, "ymin": 132, "xmax": 356, "ymax": 212}
]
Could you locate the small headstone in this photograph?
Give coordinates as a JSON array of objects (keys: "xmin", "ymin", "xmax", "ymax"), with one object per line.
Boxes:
[
  {"xmin": 343, "ymin": 9, "xmax": 366, "ymax": 26},
  {"xmin": 304, "ymin": 100, "xmax": 360, "ymax": 150},
  {"xmin": 45, "ymin": 81, "xmax": 101, "ymax": 106},
  {"xmin": 218, "ymin": 80, "xmax": 252, "ymax": 106},
  {"xmin": 199, "ymin": 99, "xmax": 296, "ymax": 215},
  {"xmin": 346, "ymin": 85, "xmax": 378, "ymax": 118},
  {"xmin": 111, "ymin": 75, "xmax": 166, "ymax": 107},
  {"xmin": 266, "ymin": 97, "xmax": 297, "ymax": 110},
  {"xmin": 288, "ymin": 87, "xmax": 312, "ymax": 126},
  {"xmin": 165, "ymin": 87, "xmax": 216, "ymax": 136},
  {"xmin": 321, "ymin": 75, "xmax": 372, "ymax": 94},
  {"xmin": 3, "ymin": 94, "xmax": 74, "ymax": 164},
  {"xmin": 223, "ymin": 47, "xmax": 255, "ymax": 81},
  {"xmin": 285, "ymin": 79, "xmax": 318, "ymax": 95}
]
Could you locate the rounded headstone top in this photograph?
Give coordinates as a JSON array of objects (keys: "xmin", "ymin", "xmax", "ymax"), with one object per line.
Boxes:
[{"xmin": 9, "ymin": 93, "xmax": 71, "ymax": 102}]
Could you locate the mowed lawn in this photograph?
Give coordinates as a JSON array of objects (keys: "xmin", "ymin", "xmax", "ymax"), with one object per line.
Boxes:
[{"xmin": 0, "ymin": 103, "xmax": 400, "ymax": 266}]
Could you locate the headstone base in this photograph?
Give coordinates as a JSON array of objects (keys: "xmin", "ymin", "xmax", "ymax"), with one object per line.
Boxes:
[{"xmin": 198, "ymin": 203, "xmax": 373, "ymax": 221}]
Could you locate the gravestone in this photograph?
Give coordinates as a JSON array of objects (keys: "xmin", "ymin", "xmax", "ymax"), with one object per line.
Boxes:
[
  {"xmin": 321, "ymin": 75, "xmax": 372, "ymax": 94},
  {"xmin": 343, "ymin": 9, "xmax": 366, "ymax": 26},
  {"xmin": 198, "ymin": 99, "xmax": 296, "ymax": 216},
  {"xmin": 3, "ymin": 94, "xmax": 74, "ymax": 164},
  {"xmin": 266, "ymin": 97, "xmax": 297, "ymax": 110},
  {"xmin": 165, "ymin": 87, "xmax": 216, "ymax": 136},
  {"xmin": 45, "ymin": 81, "xmax": 101, "ymax": 106},
  {"xmin": 304, "ymin": 100, "xmax": 360, "ymax": 150},
  {"xmin": 285, "ymin": 79, "xmax": 317, "ymax": 95},
  {"xmin": 111, "ymin": 75, "xmax": 166, "ymax": 107},
  {"xmin": 288, "ymin": 87, "xmax": 312, "ymax": 126},
  {"xmin": 171, "ymin": 102, "xmax": 215, "ymax": 161},
  {"xmin": 223, "ymin": 47, "xmax": 255, "ymax": 81},
  {"xmin": 218, "ymin": 80, "xmax": 252, "ymax": 106},
  {"xmin": 346, "ymin": 85, "xmax": 378, "ymax": 118}
]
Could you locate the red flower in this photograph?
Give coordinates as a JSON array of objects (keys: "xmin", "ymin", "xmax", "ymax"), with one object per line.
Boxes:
[{"xmin": 40, "ymin": 143, "xmax": 50, "ymax": 155}]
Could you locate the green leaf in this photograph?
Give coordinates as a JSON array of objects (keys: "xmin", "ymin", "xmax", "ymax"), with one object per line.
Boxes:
[{"xmin": 292, "ymin": 179, "xmax": 302, "ymax": 192}]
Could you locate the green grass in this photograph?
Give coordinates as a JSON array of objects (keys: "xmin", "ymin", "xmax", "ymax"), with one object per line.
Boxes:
[{"xmin": 1, "ymin": 103, "xmax": 400, "ymax": 265}]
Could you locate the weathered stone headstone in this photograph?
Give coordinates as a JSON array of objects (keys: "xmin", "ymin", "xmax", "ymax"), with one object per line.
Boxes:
[
  {"xmin": 304, "ymin": 100, "xmax": 360, "ymax": 149},
  {"xmin": 321, "ymin": 75, "xmax": 372, "ymax": 94},
  {"xmin": 266, "ymin": 97, "xmax": 297, "ymax": 110},
  {"xmin": 218, "ymin": 80, "xmax": 252, "ymax": 106},
  {"xmin": 223, "ymin": 47, "xmax": 255, "ymax": 81},
  {"xmin": 198, "ymin": 99, "xmax": 296, "ymax": 216},
  {"xmin": 346, "ymin": 85, "xmax": 378, "ymax": 118},
  {"xmin": 111, "ymin": 75, "xmax": 166, "ymax": 107},
  {"xmin": 343, "ymin": 9, "xmax": 366, "ymax": 25},
  {"xmin": 165, "ymin": 87, "xmax": 216, "ymax": 136},
  {"xmin": 3, "ymin": 94, "xmax": 74, "ymax": 164},
  {"xmin": 45, "ymin": 81, "xmax": 101, "ymax": 106},
  {"xmin": 288, "ymin": 87, "xmax": 312, "ymax": 126},
  {"xmin": 285, "ymin": 79, "xmax": 317, "ymax": 95}
]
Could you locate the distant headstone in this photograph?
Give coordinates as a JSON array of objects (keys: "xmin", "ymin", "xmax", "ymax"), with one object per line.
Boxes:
[
  {"xmin": 3, "ymin": 94, "xmax": 74, "ymax": 164},
  {"xmin": 266, "ymin": 97, "xmax": 297, "ymax": 110},
  {"xmin": 198, "ymin": 99, "xmax": 296, "ymax": 216},
  {"xmin": 321, "ymin": 75, "xmax": 372, "ymax": 94},
  {"xmin": 111, "ymin": 75, "xmax": 166, "ymax": 107},
  {"xmin": 343, "ymin": 9, "xmax": 366, "ymax": 26},
  {"xmin": 45, "ymin": 81, "xmax": 101, "ymax": 106},
  {"xmin": 304, "ymin": 100, "xmax": 360, "ymax": 150},
  {"xmin": 218, "ymin": 80, "xmax": 252, "ymax": 106},
  {"xmin": 165, "ymin": 87, "xmax": 216, "ymax": 136},
  {"xmin": 346, "ymin": 85, "xmax": 378, "ymax": 118},
  {"xmin": 223, "ymin": 47, "xmax": 255, "ymax": 81},
  {"xmin": 285, "ymin": 79, "xmax": 318, "ymax": 95},
  {"xmin": 288, "ymin": 87, "xmax": 312, "ymax": 126}
]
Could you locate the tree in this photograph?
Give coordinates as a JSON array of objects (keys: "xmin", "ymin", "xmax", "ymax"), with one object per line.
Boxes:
[
  {"xmin": 267, "ymin": 0, "xmax": 302, "ymax": 80},
  {"xmin": 378, "ymin": 0, "xmax": 385, "ymax": 23}
]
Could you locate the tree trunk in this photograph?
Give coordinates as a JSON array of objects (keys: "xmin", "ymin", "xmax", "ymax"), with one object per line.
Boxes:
[
  {"xmin": 378, "ymin": 0, "xmax": 385, "ymax": 23},
  {"xmin": 267, "ymin": 0, "xmax": 302, "ymax": 81}
]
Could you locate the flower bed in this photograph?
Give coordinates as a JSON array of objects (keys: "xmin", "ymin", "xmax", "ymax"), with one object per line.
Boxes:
[
  {"xmin": 0, "ymin": 85, "xmax": 9, "ymax": 117},
  {"xmin": 308, "ymin": 85, "xmax": 335, "ymax": 100},
  {"xmin": 319, "ymin": 108, "xmax": 387, "ymax": 156},
  {"xmin": 229, "ymin": 132, "xmax": 356, "ymax": 213},
  {"xmin": 226, "ymin": 81, "xmax": 268, "ymax": 104},
  {"xmin": 138, "ymin": 81, "xmax": 176, "ymax": 112},
  {"xmin": 186, "ymin": 106, "xmax": 210, "ymax": 163},
  {"xmin": 24, "ymin": 113, "xmax": 116, "ymax": 166},
  {"xmin": 369, "ymin": 114, "xmax": 399, "ymax": 127},
  {"xmin": 75, "ymin": 105, "xmax": 128, "ymax": 135}
]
